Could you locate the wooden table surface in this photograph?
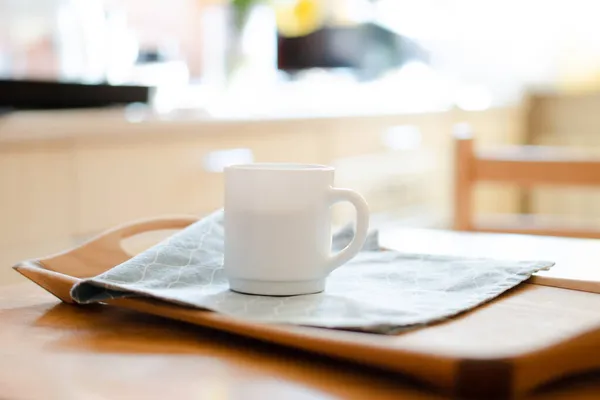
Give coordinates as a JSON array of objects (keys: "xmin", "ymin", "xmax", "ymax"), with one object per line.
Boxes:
[{"xmin": 2, "ymin": 228, "xmax": 600, "ymax": 399}]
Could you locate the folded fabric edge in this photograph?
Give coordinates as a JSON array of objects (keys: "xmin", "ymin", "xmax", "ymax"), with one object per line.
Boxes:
[
  {"xmin": 69, "ymin": 259, "xmax": 553, "ymax": 335},
  {"xmin": 68, "ymin": 209, "xmax": 225, "ymax": 304}
]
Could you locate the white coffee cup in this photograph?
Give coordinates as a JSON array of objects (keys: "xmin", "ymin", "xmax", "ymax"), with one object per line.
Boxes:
[{"xmin": 223, "ymin": 163, "xmax": 369, "ymax": 296}]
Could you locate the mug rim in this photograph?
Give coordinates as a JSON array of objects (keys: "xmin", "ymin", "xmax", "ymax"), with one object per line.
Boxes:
[{"xmin": 225, "ymin": 163, "xmax": 334, "ymax": 172}]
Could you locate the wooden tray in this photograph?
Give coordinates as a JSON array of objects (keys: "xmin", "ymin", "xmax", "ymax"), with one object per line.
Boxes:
[{"xmin": 13, "ymin": 217, "xmax": 600, "ymax": 399}]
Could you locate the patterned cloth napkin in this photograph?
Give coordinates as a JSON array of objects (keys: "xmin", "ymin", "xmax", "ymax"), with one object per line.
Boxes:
[{"xmin": 71, "ymin": 210, "xmax": 553, "ymax": 334}]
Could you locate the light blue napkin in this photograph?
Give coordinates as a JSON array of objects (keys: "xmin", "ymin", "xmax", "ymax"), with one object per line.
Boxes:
[{"xmin": 71, "ymin": 210, "xmax": 553, "ymax": 334}]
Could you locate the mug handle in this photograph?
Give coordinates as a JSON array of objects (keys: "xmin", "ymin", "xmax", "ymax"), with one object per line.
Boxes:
[{"xmin": 326, "ymin": 188, "xmax": 370, "ymax": 273}]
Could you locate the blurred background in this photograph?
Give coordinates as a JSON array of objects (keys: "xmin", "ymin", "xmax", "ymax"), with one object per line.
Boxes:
[{"xmin": 2, "ymin": 0, "xmax": 600, "ymax": 283}]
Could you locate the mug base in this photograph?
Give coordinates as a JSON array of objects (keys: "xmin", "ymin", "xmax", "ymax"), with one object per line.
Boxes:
[{"xmin": 228, "ymin": 278, "xmax": 325, "ymax": 296}]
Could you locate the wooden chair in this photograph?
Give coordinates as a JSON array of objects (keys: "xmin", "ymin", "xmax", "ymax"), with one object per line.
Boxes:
[{"xmin": 453, "ymin": 127, "xmax": 600, "ymax": 239}]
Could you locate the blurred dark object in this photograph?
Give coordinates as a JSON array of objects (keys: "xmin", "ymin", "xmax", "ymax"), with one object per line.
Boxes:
[
  {"xmin": 277, "ymin": 23, "xmax": 427, "ymax": 80},
  {"xmin": 0, "ymin": 80, "xmax": 151, "ymax": 110},
  {"xmin": 136, "ymin": 49, "xmax": 168, "ymax": 64}
]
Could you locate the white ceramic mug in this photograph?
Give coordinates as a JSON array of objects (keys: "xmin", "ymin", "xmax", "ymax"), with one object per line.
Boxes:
[{"xmin": 223, "ymin": 163, "xmax": 370, "ymax": 296}]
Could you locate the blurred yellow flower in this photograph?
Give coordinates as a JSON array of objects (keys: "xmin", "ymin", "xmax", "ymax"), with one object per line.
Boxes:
[{"xmin": 274, "ymin": 0, "xmax": 325, "ymax": 37}]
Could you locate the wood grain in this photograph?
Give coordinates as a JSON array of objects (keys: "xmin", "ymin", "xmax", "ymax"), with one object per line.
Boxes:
[
  {"xmin": 3, "ymin": 282, "xmax": 600, "ymax": 399},
  {"xmin": 0, "ymin": 282, "xmax": 440, "ymax": 400},
  {"xmin": 10, "ymin": 217, "xmax": 600, "ymax": 398}
]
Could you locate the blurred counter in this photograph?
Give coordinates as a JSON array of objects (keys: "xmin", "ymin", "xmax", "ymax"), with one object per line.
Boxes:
[
  {"xmin": 0, "ymin": 102, "xmax": 527, "ymax": 285},
  {"xmin": 0, "ymin": 105, "xmax": 448, "ymax": 144}
]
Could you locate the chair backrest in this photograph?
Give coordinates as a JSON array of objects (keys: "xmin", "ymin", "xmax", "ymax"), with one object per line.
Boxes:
[{"xmin": 453, "ymin": 128, "xmax": 600, "ymax": 239}]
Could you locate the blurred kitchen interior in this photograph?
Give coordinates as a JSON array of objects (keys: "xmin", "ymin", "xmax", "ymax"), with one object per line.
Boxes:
[{"xmin": 2, "ymin": 0, "xmax": 600, "ymax": 284}]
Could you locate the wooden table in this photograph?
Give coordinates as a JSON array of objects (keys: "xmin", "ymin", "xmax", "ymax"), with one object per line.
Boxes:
[{"xmin": 2, "ymin": 228, "xmax": 600, "ymax": 399}]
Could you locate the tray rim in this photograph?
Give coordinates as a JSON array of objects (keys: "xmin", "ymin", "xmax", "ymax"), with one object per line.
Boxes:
[{"xmin": 12, "ymin": 215, "xmax": 600, "ymax": 398}]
